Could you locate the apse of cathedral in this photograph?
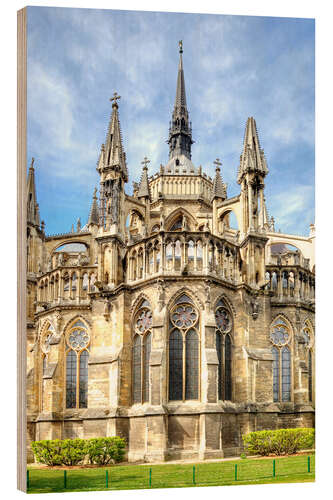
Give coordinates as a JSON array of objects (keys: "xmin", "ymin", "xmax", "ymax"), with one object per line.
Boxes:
[{"xmin": 26, "ymin": 42, "xmax": 315, "ymax": 462}]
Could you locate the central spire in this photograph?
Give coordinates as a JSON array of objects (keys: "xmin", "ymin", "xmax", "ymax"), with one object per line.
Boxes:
[{"xmin": 167, "ymin": 41, "xmax": 193, "ymax": 163}]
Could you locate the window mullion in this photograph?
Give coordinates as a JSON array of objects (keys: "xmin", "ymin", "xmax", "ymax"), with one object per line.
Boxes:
[{"xmin": 76, "ymin": 352, "xmax": 80, "ymax": 408}]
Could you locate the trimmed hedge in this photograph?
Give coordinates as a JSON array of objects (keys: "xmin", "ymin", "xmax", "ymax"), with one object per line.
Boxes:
[
  {"xmin": 242, "ymin": 428, "xmax": 315, "ymax": 456},
  {"xmin": 31, "ymin": 437, "xmax": 126, "ymax": 466}
]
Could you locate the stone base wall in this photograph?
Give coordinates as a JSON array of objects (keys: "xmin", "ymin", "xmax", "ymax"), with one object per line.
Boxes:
[{"xmin": 28, "ymin": 408, "xmax": 315, "ymax": 463}]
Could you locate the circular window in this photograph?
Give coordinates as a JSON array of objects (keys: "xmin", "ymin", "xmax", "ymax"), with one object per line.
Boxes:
[
  {"xmin": 270, "ymin": 323, "xmax": 290, "ymax": 346},
  {"xmin": 215, "ymin": 307, "xmax": 232, "ymax": 333},
  {"xmin": 171, "ymin": 304, "xmax": 198, "ymax": 329},
  {"xmin": 135, "ymin": 308, "xmax": 152, "ymax": 334},
  {"xmin": 68, "ymin": 328, "xmax": 90, "ymax": 350}
]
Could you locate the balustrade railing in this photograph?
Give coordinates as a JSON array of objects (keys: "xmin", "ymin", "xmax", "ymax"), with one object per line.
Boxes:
[
  {"xmin": 126, "ymin": 232, "xmax": 240, "ymax": 284},
  {"xmin": 266, "ymin": 265, "xmax": 315, "ymax": 303},
  {"xmin": 37, "ymin": 266, "xmax": 97, "ymax": 309}
]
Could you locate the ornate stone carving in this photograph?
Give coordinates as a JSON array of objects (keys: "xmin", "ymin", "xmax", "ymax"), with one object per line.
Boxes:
[
  {"xmin": 103, "ymin": 298, "xmax": 113, "ymax": 320},
  {"xmin": 250, "ymin": 296, "xmax": 259, "ymax": 320},
  {"xmin": 157, "ymin": 279, "xmax": 165, "ymax": 311}
]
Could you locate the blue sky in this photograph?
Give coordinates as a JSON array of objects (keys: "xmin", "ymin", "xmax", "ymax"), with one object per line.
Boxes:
[{"xmin": 27, "ymin": 7, "xmax": 315, "ymax": 236}]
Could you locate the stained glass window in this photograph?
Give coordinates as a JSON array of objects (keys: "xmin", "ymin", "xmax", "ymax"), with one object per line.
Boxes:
[
  {"xmin": 281, "ymin": 347, "xmax": 291, "ymax": 402},
  {"xmin": 132, "ymin": 301, "xmax": 153, "ymax": 404},
  {"xmin": 270, "ymin": 317, "xmax": 291, "ymax": 402},
  {"xmin": 185, "ymin": 330, "xmax": 199, "ymax": 399},
  {"xmin": 171, "ymin": 304, "xmax": 198, "ymax": 329},
  {"xmin": 169, "ymin": 294, "xmax": 200, "ymax": 401},
  {"xmin": 68, "ymin": 328, "xmax": 90, "ymax": 350},
  {"xmin": 272, "ymin": 346, "xmax": 279, "ymax": 402},
  {"xmin": 65, "ymin": 319, "xmax": 90, "ymax": 409},
  {"xmin": 169, "ymin": 329, "xmax": 183, "ymax": 400},
  {"xmin": 79, "ymin": 350, "xmax": 89, "ymax": 408},
  {"xmin": 215, "ymin": 307, "xmax": 232, "ymax": 333},
  {"xmin": 143, "ymin": 333, "xmax": 151, "ymax": 403},
  {"xmin": 170, "ymin": 217, "xmax": 182, "ymax": 231},
  {"xmin": 133, "ymin": 335, "xmax": 142, "ymax": 403},
  {"xmin": 215, "ymin": 302, "xmax": 232, "ymax": 401},
  {"xmin": 225, "ymin": 334, "xmax": 232, "ymax": 401},
  {"xmin": 66, "ymin": 350, "xmax": 77, "ymax": 409},
  {"xmin": 135, "ymin": 308, "xmax": 152, "ymax": 334},
  {"xmin": 308, "ymin": 350, "xmax": 312, "ymax": 402},
  {"xmin": 216, "ymin": 332, "xmax": 222, "ymax": 400}
]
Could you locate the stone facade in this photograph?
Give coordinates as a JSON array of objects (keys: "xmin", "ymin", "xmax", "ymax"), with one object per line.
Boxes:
[{"xmin": 26, "ymin": 44, "xmax": 315, "ymax": 463}]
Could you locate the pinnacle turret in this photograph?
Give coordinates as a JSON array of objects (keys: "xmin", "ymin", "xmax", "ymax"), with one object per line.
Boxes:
[
  {"xmin": 88, "ymin": 188, "xmax": 99, "ymax": 226},
  {"xmin": 137, "ymin": 157, "xmax": 151, "ymax": 200},
  {"xmin": 211, "ymin": 158, "xmax": 227, "ymax": 201},
  {"xmin": 27, "ymin": 157, "xmax": 40, "ymax": 227},
  {"xmin": 237, "ymin": 117, "xmax": 268, "ymax": 184},
  {"xmin": 98, "ymin": 92, "xmax": 128, "ymax": 182}
]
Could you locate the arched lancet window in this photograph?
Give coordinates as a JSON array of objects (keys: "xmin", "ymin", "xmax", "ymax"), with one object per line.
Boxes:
[
  {"xmin": 143, "ymin": 333, "xmax": 152, "ymax": 402},
  {"xmin": 65, "ymin": 319, "xmax": 90, "ymax": 409},
  {"xmin": 270, "ymin": 316, "xmax": 292, "ymax": 402},
  {"xmin": 308, "ymin": 350, "xmax": 312, "ymax": 402},
  {"xmin": 169, "ymin": 294, "xmax": 199, "ymax": 401},
  {"xmin": 215, "ymin": 300, "xmax": 233, "ymax": 401},
  {"xmin": 170, "ymin": 217, "xmax": 183, "ymax": 231},
  {"xmin": 302, "ymin": 320, "xmax": 314, "ymax": 402},
  {"xmin": 132, "ymin": 300, "xmax": 152, "ymax": 404}
]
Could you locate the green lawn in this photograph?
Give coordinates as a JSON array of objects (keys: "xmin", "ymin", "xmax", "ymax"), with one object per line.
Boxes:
[{"xmin": 27, "ymin": 453, "xmax": 315, "ymax": 493}]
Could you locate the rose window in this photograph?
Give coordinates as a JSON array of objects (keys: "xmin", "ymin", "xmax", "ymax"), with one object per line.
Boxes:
[
  {"xmin": 270, "ymin": 324, "xmax": 290, "ymax": 346},
  {"xmin": 171, "ymin": 304, "xmax": 198, "ymax": 329},
  {"xmin": 215, "ymin": 307, "xmax": 231, "ymax": 333},
  {"xmin": 68, "ymin": 328, "xmax": 90, "ymax": 350},
  {"xmin": 135, "ymin": 308, "xmax": 152, "ymax": 333}
]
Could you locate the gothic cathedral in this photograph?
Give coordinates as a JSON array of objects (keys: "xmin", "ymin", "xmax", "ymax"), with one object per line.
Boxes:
[{"xmin": 26, "ymin": 43, "xmax": 315, "ymax": 463}]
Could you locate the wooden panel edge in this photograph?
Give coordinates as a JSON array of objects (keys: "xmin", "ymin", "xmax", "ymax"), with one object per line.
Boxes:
[{"xmin": 17, "ymin": 6, "xmax": 27, "ymax": 493}]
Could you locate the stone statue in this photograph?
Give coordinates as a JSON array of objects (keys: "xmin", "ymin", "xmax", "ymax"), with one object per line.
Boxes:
[{"xmin": 160, "ymin": 213, "xmax": 165, "ymax": 230}]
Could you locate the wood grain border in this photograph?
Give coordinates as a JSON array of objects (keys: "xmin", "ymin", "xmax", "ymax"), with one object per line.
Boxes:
[{"xmin": 17, "ymin": 7, "xmax": 27, "ymax": 493}]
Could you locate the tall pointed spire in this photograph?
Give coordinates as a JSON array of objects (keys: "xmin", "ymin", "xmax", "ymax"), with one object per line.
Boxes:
[
  {"xmin": 175, "ymin": 40, "xmax": 187, "ymax": 109},
  {"xmin": 137, "ymin": 157, "xmax": 151, "ymax": 200},
  {"xmin": 167, "ymin": 41, "xmax": 193, "ymax": 164},
  {"xmin": 88, "ymin": 187, "xmax": 99, "ymax": 225},
  {"xmin": 211, "ymin": 158, "xmax": 227, "ymax": 201},
  {"xmin": 27, "ymin": 157, "xmax": 40, "ymax": 227},
  {"xmin": 98, "ymin": 92, "xmax": 128, "ymax": 182},
  {"xmin": 237, "ymin": 117, "xmax": 268, "ymax": 184}
]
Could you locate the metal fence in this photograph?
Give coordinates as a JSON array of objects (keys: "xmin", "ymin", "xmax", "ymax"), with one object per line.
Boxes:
[{"xmin": 26, "ymin": 455, "xmax": 315, "ymax": 492}]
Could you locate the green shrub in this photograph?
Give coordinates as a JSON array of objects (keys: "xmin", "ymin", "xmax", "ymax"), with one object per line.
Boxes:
[
  {"xmin": 31, "ymin": 436, "xmax": 126, "ymax": 466},
  {"xmin": 86, "ymin": 437, "xmax": 126, "ymax": 465},
  {"xmin": 60, "ymin": 439, "xmax": 87, "ymax": 466},
  {"xmin": 31, "ymin": 440, "xmax": 63, "ymax": 466},
  {"xmin": 242, "ymin": 428, "xmax": 315, "ymax": 456}
]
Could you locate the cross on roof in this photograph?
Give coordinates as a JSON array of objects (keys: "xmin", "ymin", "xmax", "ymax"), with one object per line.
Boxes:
[
  {"xmin": 110, "ymin": 92, "xmax": 121, "ymax": 106},
  {"xmin": 141, "ymin": 156, "xmax": 150, "ymax": 169},
  {"xmin": 214, "ymin": 158, "xmax": 222, "ymax": 169}
]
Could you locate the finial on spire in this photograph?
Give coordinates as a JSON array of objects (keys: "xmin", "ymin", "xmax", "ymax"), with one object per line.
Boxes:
[
  {"xmin": 179, "ymin": 40, "xmax": 183, "ymax": 54},
  {"xmin": 141, "ymin": 156, "xmax": 150, "ymax": 170},
  {"xmin": 110, "ymin": 92, "xmax": 121, "ymax": 108},
  {"xmin": 30, "ymin": 157, "xmax": 35, "ymax": 169},
  {"xmin": 213, "ymin": 158, "xmax": 222, "ymax": 172},
  {"xmin": 93, "ymin": 187, "xmax": 97, "ymax": 198}
]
